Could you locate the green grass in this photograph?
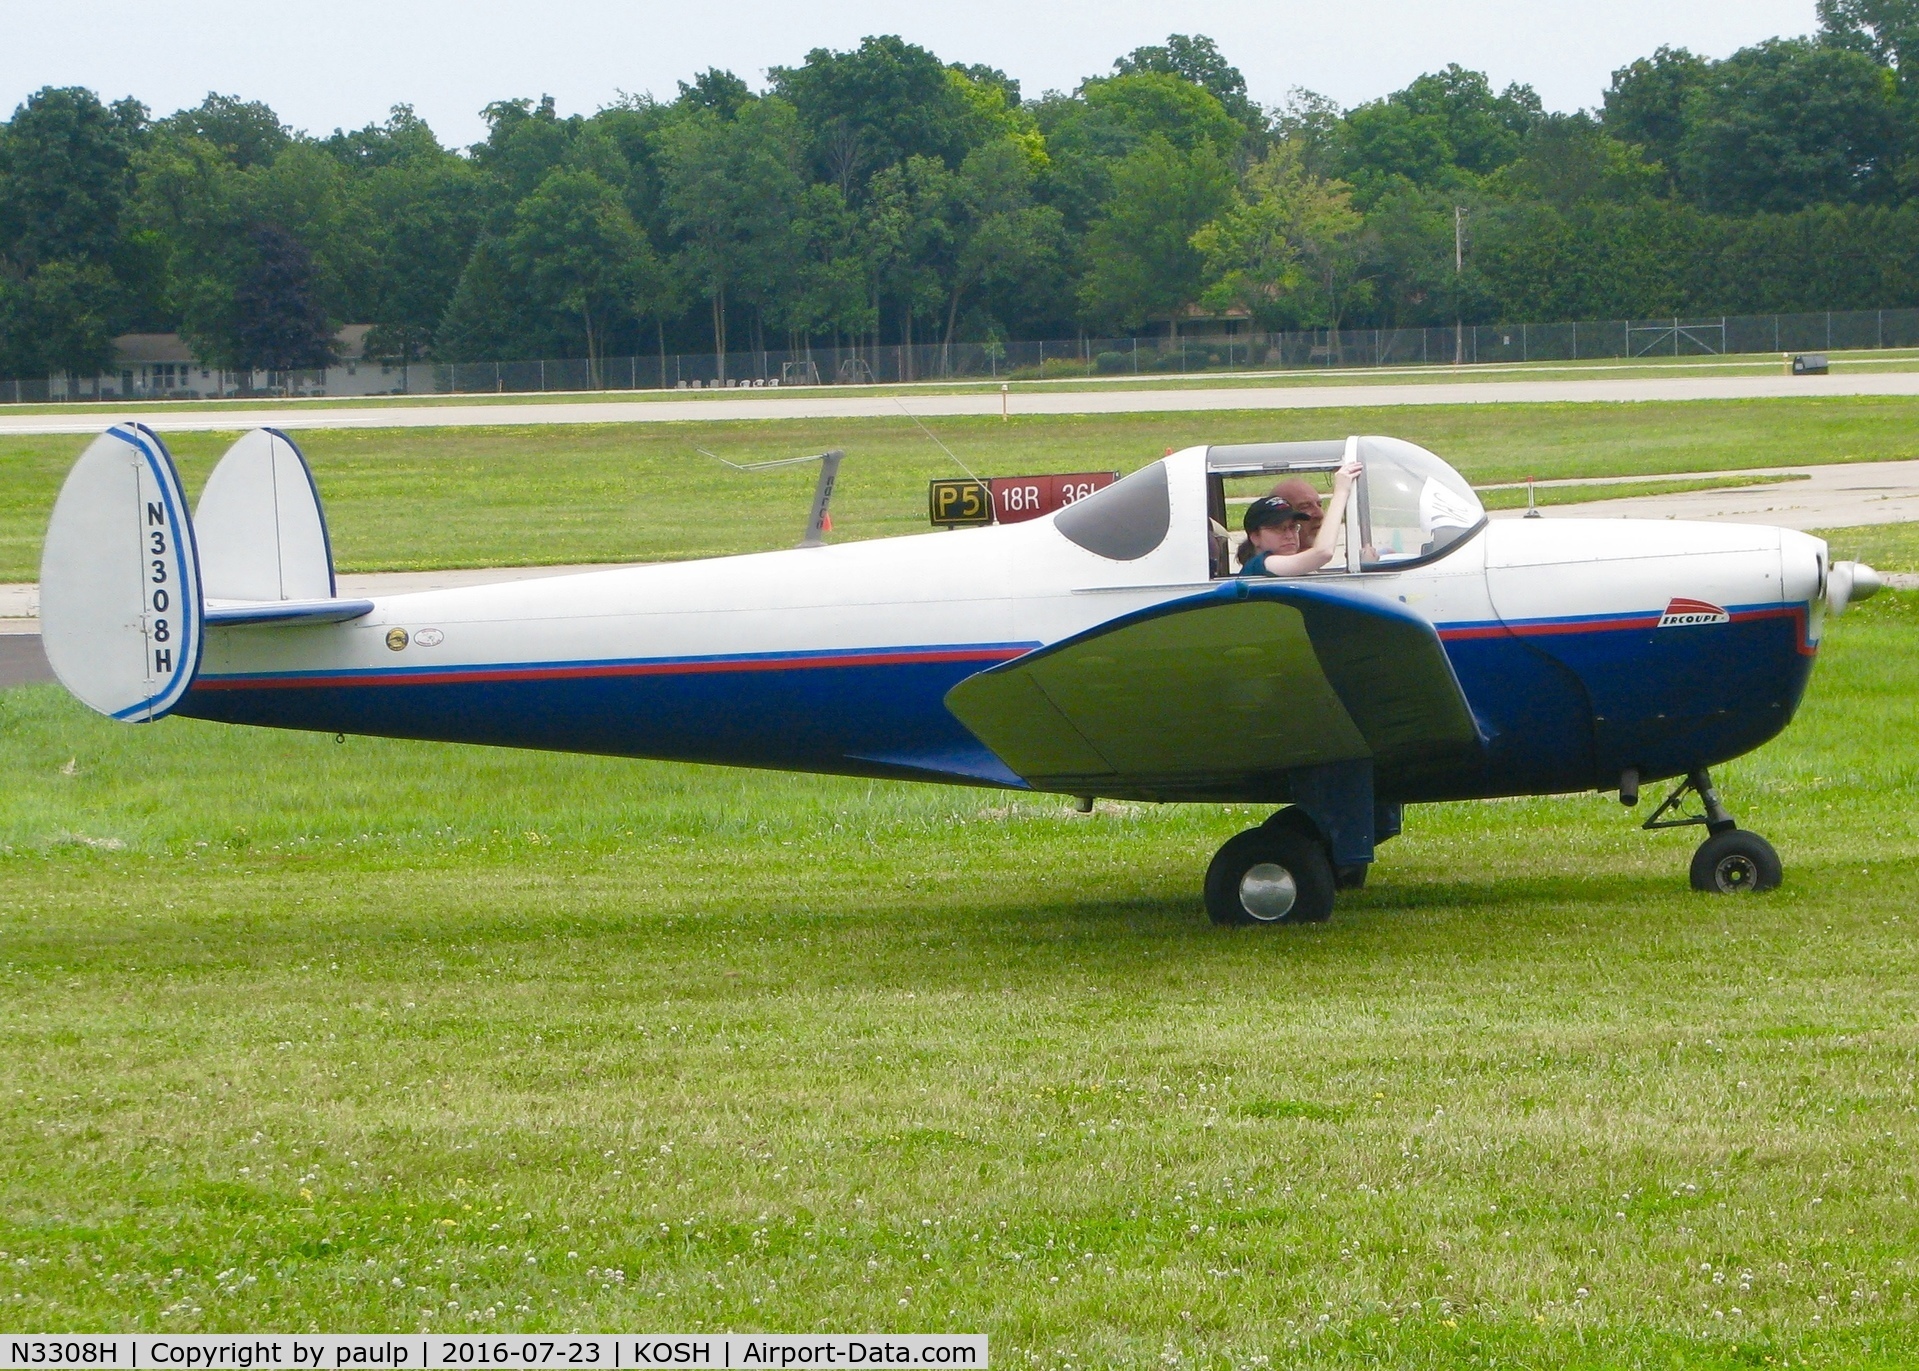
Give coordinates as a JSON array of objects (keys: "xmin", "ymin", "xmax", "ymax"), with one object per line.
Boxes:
[
  {"xmin": 2, "ymin": 593, "xmax": 1917, "ymax": 1364},
  {"xmin": 1814, "ymin": 522, "xmax": 1919, "ymax": 572},
  {"xmin": 7, "ymin": 396, "xmax": 1919, "ymax": 580},
  {"xmin": 1476, "ymin": 472, "xmax": 1808, "ymax": 511}
]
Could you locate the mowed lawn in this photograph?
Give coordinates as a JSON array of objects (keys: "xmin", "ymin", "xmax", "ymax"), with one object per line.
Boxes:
[
  {"xmin": 7, "ymin": 395, "xmax": 1919, "ymax": 578},
  {"xmin": 0, "ymin": 588, "xmax": 1914, "ymax": 1365}
]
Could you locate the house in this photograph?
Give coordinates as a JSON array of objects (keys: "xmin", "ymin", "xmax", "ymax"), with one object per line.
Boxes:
[{"xmin": 50, "ymin": 325, "xmax": 414, "ymax": 400}]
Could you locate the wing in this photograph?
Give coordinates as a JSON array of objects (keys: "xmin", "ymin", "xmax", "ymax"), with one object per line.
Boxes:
[{"xmin": 943, "ymin": 580, "xmax": 1483, "ymax": 801}]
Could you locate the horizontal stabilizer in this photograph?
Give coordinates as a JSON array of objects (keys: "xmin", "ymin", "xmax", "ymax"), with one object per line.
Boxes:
[
  {"xmin": 196, "ymin": 428, "xmax": 337, "ymax": 602},
  {"xmin": 206, "ymin": 597, "xmax": 374, "ymax": 627},
  {"xmin": 40, "ymin": 424, "xmax": 204, "ymax": 721}
]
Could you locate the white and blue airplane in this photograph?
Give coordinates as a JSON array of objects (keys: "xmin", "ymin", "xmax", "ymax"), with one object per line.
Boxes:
[{"xmin": 39, "ymin": 423, "xmax": 1880, "ymax": 925}]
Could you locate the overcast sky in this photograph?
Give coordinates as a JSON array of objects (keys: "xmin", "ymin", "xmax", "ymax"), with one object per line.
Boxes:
[{"xmin": 7, "ymin": 1, "xmax": 1818, "ymax": 148}]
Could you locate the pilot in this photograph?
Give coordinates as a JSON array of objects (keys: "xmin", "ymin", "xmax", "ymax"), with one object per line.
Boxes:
[
  {"xmin": 1237, "ymin": 457, "xmax": 1361, "ymax": 576},
  {"xmin": 1267, "ymin": 476, "xmax": 1326, "ymax": 545}
]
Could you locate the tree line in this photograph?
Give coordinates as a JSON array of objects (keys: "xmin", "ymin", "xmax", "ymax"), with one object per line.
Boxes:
[{"xmin": 7, "ymin": 4, "xmax": 1919, "ymax": 382}]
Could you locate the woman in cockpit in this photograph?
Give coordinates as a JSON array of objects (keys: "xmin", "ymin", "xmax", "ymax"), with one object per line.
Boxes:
[{"xmin": 1237, "ymin": 456, "xmax": 1361, "ymax": 576}]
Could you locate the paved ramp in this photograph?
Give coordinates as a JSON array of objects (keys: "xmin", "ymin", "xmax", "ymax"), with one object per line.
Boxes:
[
  {"xmin": 7, "ymin": 369, "xmax": 1919, "ymax": 436},
  {"xmin": 1490, "ymin": 460, "xmax": 1919, "ymax": 529},
  {"xmin": 0, "ymin": 636, "xmax": 52, "ymax": 687}
]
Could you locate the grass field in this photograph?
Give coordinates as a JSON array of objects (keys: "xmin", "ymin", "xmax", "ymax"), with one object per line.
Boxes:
[
  {"xmin": 1814, "ymin": 521, "xmax": 1919, "ymax": 572},
  {"xmin": 6, "ymin": 396, "xmax": 1919, "ymax": 580},
  {"xmin": 1, "ymin": 586, "xmax": 1916, "ymax": 1364}
]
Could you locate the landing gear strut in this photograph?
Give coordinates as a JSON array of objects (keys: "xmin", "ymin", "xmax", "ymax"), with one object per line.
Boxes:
[{"xmin": 1641, "ymin": 769, "xmax": 1782, "ymax": 894}]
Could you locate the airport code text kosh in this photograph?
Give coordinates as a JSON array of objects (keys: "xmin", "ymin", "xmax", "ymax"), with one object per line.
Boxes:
[{"xmin": 2, "ymin": 1339, "xmax": 984, "ymax": 1370}]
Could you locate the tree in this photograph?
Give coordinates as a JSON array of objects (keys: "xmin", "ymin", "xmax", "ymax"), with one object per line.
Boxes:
[
  {"xmin": 675, "ymin": 69, "xmax": 752, "ymax": 119},
  {"xmin": 771, "ymin": 36, "xmax": 980, "ymax": 182},
  {"xmin": 1113, "ymin": 34, "xmax": 1262, "ymax": 131},
  {"xmin": 934, "ymin": 138, "xmax": 1064, "ymax": 355},
  {"xmin": 1076, "ymin": 72, "xmax": 1245, "ymax": 156},
  {"xmin": 320, "ymin": 103, "xmax": 446, "ymax": 170},
  {"xmin": 1193, "ymin": 148, "xmax": 1309, "ymax": 329},
  {"xmin": 506, "ymin": 168, "xmax": 650, "ymax": 385},
  {"xmin": 357, "ymin": 143, "xmax": 490, "ymax": 365},
  {"xmin": 1819, "ymin": 0, "xmax": 1919, "ymax": 73},
  {"xmin": 1, "ymin": 261, "xmax": 119, "ymax": 383},
  {"xmin": 1601, "ymin": 46, "xmax": 1711, "ymax": 186},
  {"xmin": 229, "ymin": 224, "xmax": 336, "ymax": 373},
  {"xmin": 435, "ymin": 235, "xmax": 538, "ymax": 362},
  {"xmin": 1339, "ymin": 65, "xmax": 1539, "ymax": 204},
  {"xmin": 654, "ymin": 98, "xmax": 804, "ymax": 378},
  {"xmin": 1195, "ymin": 143, "xmax": 1375, "ymax": 335},
  {"xmin": 1678, "ymin": 39, "xmax": 1898, "ymax": 212},
  {"xmin": 472, "ymin": 96, "xmax": 583, "ymax": 201},
  {"xmin": 1488, "ymin": 114, "xmax": 1663, "ymax": 209},
  {"xmin": 774, "ymin": 182, "xmax": 873, "ymax": 350},
  {"xmin": 1077, "ymin": 136, "xmax": 1234, "ymax": 337},
  {"xmin": 156, "ymin": 93, "xmax": 287, "ymax": 169},
  {"xmin": 0, "ymin": 86, "xmax": 146, "ymax": 272}
]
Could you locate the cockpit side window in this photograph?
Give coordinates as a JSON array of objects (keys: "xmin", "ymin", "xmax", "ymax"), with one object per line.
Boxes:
[{"xmin": 1054, "ymin": 460, "xmax": 1170, "ymax": 560}]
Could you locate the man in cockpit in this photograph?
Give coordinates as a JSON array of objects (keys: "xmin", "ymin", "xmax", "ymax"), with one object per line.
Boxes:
[
  {"xmin": 1268, "ymin": 476, "xmax": 1325, "ymax": 545},
  {"xmin": 1237, "ymin": 456, "xmax": 1362, "ymax": 576}
]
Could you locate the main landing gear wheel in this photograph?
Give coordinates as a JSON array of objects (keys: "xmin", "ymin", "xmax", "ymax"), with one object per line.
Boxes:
[
  {"xmin": 1690, "ymin": 830, "xmax": 1782, "ymax": 894},
  {"xmin": 1205, "ymin": 826, "xmax": 1335, "ymax": 926}
]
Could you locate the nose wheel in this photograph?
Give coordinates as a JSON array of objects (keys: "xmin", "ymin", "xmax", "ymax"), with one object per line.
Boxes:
[{"xmin": 1639, "ymin": 769, "xmax": 1783, "ymax": 894}]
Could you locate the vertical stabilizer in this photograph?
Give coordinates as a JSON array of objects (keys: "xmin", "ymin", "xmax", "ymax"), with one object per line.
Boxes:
[
  {"xmin": 195, "ymin": 427, "xmax": 336, "ymax": 601},
  {"xmin": 39, "ymin": 424, "xmax": 204, "ymax": 721}
]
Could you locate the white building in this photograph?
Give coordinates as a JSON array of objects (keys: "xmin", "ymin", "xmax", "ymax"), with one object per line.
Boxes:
[{"xmin": 50, "ymin": 325, "xmax": 423, "ymax": 400}]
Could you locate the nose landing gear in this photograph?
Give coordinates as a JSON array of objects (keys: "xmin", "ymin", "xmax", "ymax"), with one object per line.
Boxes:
[{"xmin": 1639, "ymin": 768, "xmax": 1782, "ymax": 893}]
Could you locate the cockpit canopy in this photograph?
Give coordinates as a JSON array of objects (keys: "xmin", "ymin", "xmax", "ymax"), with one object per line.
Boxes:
[
  {"xmin": 1046, "ymin": 435, "xmax": 1484, "ymax": 574},
  {"xmin": 1207, "ymin": 436, "xmax": 1484, "ymax": 570}
]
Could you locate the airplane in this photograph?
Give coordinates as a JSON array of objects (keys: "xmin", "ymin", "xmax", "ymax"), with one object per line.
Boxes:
[{"xmin": 38, "ymin": 422, "xmax": 1882, "ymax": 926}]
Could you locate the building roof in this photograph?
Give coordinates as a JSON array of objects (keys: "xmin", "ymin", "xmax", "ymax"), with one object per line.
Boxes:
[{"xmin": 111, "ymin": 325, "xmax": 374, "ymax": 368}]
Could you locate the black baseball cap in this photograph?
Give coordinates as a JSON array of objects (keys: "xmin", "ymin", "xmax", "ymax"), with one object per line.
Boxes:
[{"xmin": 1243, "ymin": 496, "xmax": 1312, "ymax": 533}]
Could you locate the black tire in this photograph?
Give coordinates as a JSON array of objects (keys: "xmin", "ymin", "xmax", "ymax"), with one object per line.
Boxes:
[
  {"xmin": 1689, "ymin": 829, "xmax": 1782, "ymax": 894},
  {"xmin": 1262, "ymin": 805, "xmax": 1320, "ymax": 840},
  {"xmin": 1204, "ymin": 826, "xmax": 1336, "ymax": 926}
]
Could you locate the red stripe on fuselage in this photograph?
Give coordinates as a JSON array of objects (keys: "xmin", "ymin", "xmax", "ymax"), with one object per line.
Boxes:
[
  {"xmin": 1436, "ymin": 603, "xmax": 1814, "ymax": 654},
  {"xmin": 192, "ymin": 645, "xmax": 1031, "ymax": 693}
]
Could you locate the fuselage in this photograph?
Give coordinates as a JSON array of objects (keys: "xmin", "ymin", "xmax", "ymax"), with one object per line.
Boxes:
[{"xmin": 173, "ymin": 448, "xmax": 1827, "ymax": 804}]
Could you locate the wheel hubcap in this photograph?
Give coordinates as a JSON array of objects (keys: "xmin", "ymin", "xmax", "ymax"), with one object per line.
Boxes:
[
  {"xmin": 1239, "ymin": 862, "xmax": 1298, "ymax": 921},
  {"xmin": 1715, "ymin": 854, "xmax": 1759, "ymax": 893}
]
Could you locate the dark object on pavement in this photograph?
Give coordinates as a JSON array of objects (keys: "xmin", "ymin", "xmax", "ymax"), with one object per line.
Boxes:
[{"xmin": 0, "ymin": 636, "xmax": 54, "ymax": 688}]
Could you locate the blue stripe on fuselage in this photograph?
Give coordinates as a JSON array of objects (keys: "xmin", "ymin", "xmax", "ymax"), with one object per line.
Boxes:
[
  {"xmin": 179, "ymin": 642, "xmax": 1038, "ymax": 788},
  {"xmin": 177, "ymin": 599, "xmax": 1818, "ymax": 799}
]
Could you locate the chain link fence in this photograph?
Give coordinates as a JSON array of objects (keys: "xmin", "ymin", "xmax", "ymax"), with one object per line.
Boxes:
[{"xmin": 9, "ymin": 307, "xmax": 1919, "ymax": 404}]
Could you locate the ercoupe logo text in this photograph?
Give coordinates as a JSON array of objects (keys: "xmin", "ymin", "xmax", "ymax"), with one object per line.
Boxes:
[{"xmin": 1658, "ymin": 597, "xmax": 1730, "ymax": 628}]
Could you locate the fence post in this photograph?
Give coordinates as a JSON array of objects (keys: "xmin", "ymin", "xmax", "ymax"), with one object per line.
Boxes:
[
  {"xmin": 1132, "ymin": 338, "xmax": 1138, "ymax": 374},
  {"xmin": 1826, "ymin": 312, "xmax": 1832, "ymax": 350}
]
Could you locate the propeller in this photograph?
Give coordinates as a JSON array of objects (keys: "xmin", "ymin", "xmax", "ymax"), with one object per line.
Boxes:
[{"xmin": 1827, "ymin": 560, "xmax": 1882, "ymax": 615}]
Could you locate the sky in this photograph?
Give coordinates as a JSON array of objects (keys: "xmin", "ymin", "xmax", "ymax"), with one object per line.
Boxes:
[{"xmin": 5, "ymin": 0, "xmax": 1820, "ymax": 148}]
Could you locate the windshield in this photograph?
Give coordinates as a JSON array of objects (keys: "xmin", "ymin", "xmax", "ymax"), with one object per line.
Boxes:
[{"xmin": 1355, "ymin": 437, "xmax": 1484, "ymax": 567}]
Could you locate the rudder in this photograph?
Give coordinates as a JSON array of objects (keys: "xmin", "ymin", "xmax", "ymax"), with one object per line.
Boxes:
[
  {"xmin": 40, "ymin": 424, "xmax": 204, "ymax": 721},
  {"xmin": 195, "ymin": 427, "xmax": 337, "ymax": 601}
]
